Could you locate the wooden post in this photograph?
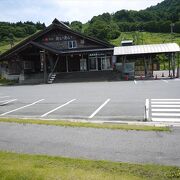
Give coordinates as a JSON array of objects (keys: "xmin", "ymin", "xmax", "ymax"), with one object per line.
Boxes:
[
  {"xmin": 66, "ymin": 55, "xmax": 69, "ymax": 72},
  {"xmin": 40, "ymin": 50, "xmax": 47, "ymax": 83},
  {"xmin": 43, "ymin": 50, "xmax": 47, "ymax": 83}
]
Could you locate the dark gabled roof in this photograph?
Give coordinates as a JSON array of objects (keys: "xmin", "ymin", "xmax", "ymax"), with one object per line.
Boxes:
[
  {"xmin": 52, "ymin": 18, "xmax": 70, "ymax": 29},
  {"xmin": 0, "ymin": 19, "xmax": 114, "ymax": 60}
]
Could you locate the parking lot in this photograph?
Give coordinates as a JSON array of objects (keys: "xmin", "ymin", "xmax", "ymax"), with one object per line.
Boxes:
[{"xmin": 0, "ymin": 78, "xmax": 180, "ymax": 121}]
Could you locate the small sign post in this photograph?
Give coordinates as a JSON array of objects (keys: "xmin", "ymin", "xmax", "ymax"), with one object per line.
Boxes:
[{"xmin": 144, "ymin": 99, "xmax": 150, "ymax": 121}]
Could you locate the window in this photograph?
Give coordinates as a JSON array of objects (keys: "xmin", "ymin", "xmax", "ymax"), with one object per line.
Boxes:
[
  {"xmin": 24, "ymin": 61, "xmax": 32, "ymax": 69},
  {"xmin": 101, "ymin": 57, "xmax": 111, "ymax": 70},
  {"xmin": 68, "ymin": 40, "xmax": 77, "ymax": 49},
  {"xmin": 89, "ymin": 57, "xmax": 98, "ymax": 71}
]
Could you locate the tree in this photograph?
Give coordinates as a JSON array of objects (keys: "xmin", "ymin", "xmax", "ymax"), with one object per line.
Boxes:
[{"xmin": 70, "ymin": 21, "xmax": 82, "ymax": 32}]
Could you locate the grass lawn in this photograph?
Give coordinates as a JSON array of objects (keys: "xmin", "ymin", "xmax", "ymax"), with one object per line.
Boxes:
[
  {"xmin": 0, "ymin": 151, "xmax": 180, "ymax": 180},
  {"xmin": 111, "ymin": 31, "xmax": 180, "ymax": 46},
  {"xmin": 0, "ymin": 37, "xmax": 26, "ymax": 54},
  {"xmin": 0, "ymin": 118, "xmax": 170, "ymax": 131}
]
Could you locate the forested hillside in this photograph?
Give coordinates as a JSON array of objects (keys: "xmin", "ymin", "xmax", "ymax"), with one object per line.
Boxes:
[
  {"xmin": 70, "ymin": 0, "xmax": 180, "ymax": 41},
  {"xmin": 0, "ymin": 21, "xmax": 45, "ymax": 53}
]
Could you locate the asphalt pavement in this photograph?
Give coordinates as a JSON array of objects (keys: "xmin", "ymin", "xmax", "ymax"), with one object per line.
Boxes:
[
  {"xmin": 0, "ymin": 122, "xmax": 180, "ymax": 166},
  {"xmin": 0, "ymin": 79, "xmax": 180, "ymax": 121}
]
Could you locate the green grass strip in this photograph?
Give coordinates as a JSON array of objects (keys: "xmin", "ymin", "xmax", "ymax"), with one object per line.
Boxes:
[
  {"xmin": 0, "ymin": 118, "xmax": 170, "ymax": 131},
  {"xmin": 0, "ymin": 151, "xmax": 180, "ymax": 180},
  {"xmin": 0, "ymin": 78, "xmax": 16, "ymax": 85}
]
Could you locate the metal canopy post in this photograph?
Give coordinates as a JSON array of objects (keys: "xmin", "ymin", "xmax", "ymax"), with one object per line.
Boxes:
[
  {"xmin": 168, "ymin": 54, "xmax": 171, "ymax": 77},
  {"xmin": 149, "ymin": 55, "xmax": 153, "ymax": 77},
  {"xmin": 172, "ymin": 53, "xmax": 175, "ymax": 78},
  {"xmin": 122, "ymin": 56, "xmax": 126, "ymax": 78},
  {"xmin": 177, "ymin": 52, "xmax": 180, "ymax": 78},
  {"xmin": 144, "ymin": 57, "xmax": 147, "ymax": 78}
]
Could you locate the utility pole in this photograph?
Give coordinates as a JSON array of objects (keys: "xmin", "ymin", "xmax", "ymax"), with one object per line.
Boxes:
[{"xmin": 170, "ymin": 23, "xmax": 175, "ymax": 42}]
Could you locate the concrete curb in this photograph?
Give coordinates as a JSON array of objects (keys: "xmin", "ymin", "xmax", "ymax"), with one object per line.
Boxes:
[
  {"xmin": 25, "ymin": 117, "xmax": 180, "ymax": 127},
  {"xmin": 1, "ymin": 116, "xmax": 180, "ymax": 127}
]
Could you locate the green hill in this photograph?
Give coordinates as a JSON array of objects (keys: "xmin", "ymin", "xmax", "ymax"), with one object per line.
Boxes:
[
  {"xmin": 111, "ymin": 32, "xmax": 180, "ymax": 46},
  {"xmin": 77, "ymin": 0, "xmax": 180, "ymax": 41},
  {"xmin": 0, "ymin": 21, "xmax": 45, "ymax": 54}
]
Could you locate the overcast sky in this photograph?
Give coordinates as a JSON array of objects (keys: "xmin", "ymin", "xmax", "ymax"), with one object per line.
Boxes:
[{"xmin": 0, "ymin": 0, "xmax": 164, "ymax": 25}]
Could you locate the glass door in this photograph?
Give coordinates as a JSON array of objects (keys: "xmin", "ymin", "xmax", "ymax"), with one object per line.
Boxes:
[
  {"xmin": 89, "ymin": 57, "xmax": 98, "ymax": 71},
  {"xmin": 80, "ymin": 59, "xmax": 87, "ymax": 71},
  {"xmin": 101, "ymin": 57, "xmax": 111, "ymax": 70}
]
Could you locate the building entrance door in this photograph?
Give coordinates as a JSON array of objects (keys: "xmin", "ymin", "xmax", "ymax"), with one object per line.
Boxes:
[{"xmin": 80, "ymin": 59, "xmax": 87, "ymax": 71}]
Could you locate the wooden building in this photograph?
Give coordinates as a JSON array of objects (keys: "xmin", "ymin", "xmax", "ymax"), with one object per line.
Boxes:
[{"xmin": 0, "ymin": 19, "xmax": 115, "ymax": 83}]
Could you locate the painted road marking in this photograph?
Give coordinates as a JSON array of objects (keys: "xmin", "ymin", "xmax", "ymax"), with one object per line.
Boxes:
[
  {"xmin": 0, "ymin": 96, "xmax": 10, "ymax": 99},
  {"xmin": 151, "ymin": 102, "xmax": 180, "ymax": 104},
  {"xmin": 134, "ymin": 80, "xmax": 137, "ymax": 84},
  {"xmin": 0, "ymin": 99, "xmax": 44, "ymax": 116},
  {"xmin": 152, "ymin": 105, "xmax": 180, "ymax": 108},
  {"xmin": 41, "ymin": 99, "xmax": 76, "ymax": 117},
  {"xmin": 144, "ymin": 99, "xmax": 149, "ymax": 121},
  {"xmin": 150, "ymin": 99, "xmax": 180, "ymax": 122},
  {"xmin": 152, "ymin": 109, "xmax": 180, "ymax": 112},
  {"xmin": 151, "ymin": 99, "xmax": 180, "ymax": 101},
  {"xmin": 89, "ymin": 99, "xmax": 110, "ymax": 119},
  {"xmin": 152, "ymin": 113, "xmax": 180, "ymax": 117},
  {"xmin": 0, "ymin": 99, "xmax": 17, "ymax": 106},
  {"xmin": 162, "ymin": 80, "xmax": 168, "ymax": 83},
  {"xmin": 152, "ymin": 118, "xmax": 180, "ymax": 122}
]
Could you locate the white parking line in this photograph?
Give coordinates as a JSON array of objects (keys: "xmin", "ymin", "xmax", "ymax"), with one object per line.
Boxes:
[
  {"xmin": 152, "ymin": 109, "xmax": 180, "ymax": 112},
  {"xmin": 152, "ymin": 118, "xmax": 180, "ymax": 122},
  {"xmin": 0, "ymin": 99, "xmax": 44, "ymax": 116},
  {"xmin": 151, "ymin": 99, "xmax": 180, "ymax": 101},
  {"xmin": 89, "ymin": 99, "xmax": 110, "ymax": 119},
  {"xmin": 162, "ymin": 80, "xmax": 168, "ymax": 83},
  {"xmin": 152, "ymin": 105, "xmax": 180, "ymax": 108},
  {"xmin": 0, "ymin": 99, "xmax": 17, "ymax": 106},
  {"xmin": 151, "ymin": 102, "xmax": 180, "ymax": 104},
  {"xmin": 152, "ymin": 113, "xmax": 180, "ymax": 117},
  {"xmin": 41, "ymin": 99, "xmax": 76, "ymax": 117},
  {"xmin": 0, "ymin": 96, "xmax": 10, "ymax": 99}
]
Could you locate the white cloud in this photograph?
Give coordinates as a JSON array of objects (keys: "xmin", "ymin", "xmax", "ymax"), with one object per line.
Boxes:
[
  {"xmin": 0, "ymin": 0, "xmax": 164, "ymax": 25},
  {"xmin": 50, "ymin": 0, "xmax": 163, "ymax": 23}
]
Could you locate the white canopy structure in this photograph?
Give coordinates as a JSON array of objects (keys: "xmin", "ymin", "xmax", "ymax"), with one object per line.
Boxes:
[
  {"xmin": 113, "ymin": 43, "xmax": 180, "ymax": 78},
  {"xmin": 114, "ymin": 43, "xmax": 180, "ymax": 56}
]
